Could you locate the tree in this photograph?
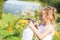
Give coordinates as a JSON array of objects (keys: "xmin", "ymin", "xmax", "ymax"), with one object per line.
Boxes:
[
  {"xmin": 39, "ymin": 0, "xmax": 60, "ymax": 12},
  {"xmin": 0, "ymin": 0, "xmax": 4, "ymax": 19}
]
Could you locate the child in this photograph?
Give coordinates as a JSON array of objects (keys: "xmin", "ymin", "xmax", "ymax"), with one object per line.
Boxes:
[
  {"xmin": 29, "ymin": 6, "xmax": 57, "ymax": 40},
  {"xmin": 22, "ymin": 6, "xmax": 57, "ymax": 40}
]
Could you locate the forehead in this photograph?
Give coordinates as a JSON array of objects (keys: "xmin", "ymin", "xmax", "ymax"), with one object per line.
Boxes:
[{"xmin": 41, "ymin": 9, "xmax": 53, "ymax": 14}]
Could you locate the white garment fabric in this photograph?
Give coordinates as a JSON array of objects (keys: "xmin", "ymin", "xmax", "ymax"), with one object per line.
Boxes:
[
  {"xmin": 22, "ymin": 24, "xmax": 55, "ymax": 40},
  {"xmin": 35, "ymin": 24, "xmax": 55, "ymax": 40},
  {"xmin": 22, "ymin": 27, "xmax": 34, "ymax": 40}
]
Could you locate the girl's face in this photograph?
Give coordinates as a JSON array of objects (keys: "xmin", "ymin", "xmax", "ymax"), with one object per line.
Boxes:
[
  {"xmin": 41, "ymin": 16, "xmax": 48, "ymax": 24},
  {"xmin": 41, "ymin": 9, "xmax": 52, "ymax": 24},
  {"xmin": 40, "ymin": 6, "xmax": 57, "ymax": 25}
]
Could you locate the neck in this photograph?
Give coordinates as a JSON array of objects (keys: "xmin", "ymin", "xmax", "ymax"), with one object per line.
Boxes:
[{"xmin": 43, "ymin": 21, "xmax": 52, "ymax": 26}]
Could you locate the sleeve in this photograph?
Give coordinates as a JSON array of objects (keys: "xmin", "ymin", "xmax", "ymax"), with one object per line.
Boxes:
[{"xmin": 22, "ymin": 27, "xmax": 34, "ymax": 40}]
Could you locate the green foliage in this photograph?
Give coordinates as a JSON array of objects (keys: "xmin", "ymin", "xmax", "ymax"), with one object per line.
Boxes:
[
  {"xmin": 56, "ymin": 13, "xmax": 60, "ymax": 23},
  {"xmin": 39, "ymin": 0, "xmax": 60, "ymax": 12},
  {"xmin": 34, "ymin": 10, "xmax": 40, "ymax": 21},
  {"xmin": 39, "ymin": 0, "xmax": 60, "ymax": 6},
  {"xmin": 0, "ymin": 13, "xmax": 29, "ymax": 40},
  {"xmin": 18, "ymin": 0, "xmax": 39, "ymax": 1},
  {"xmin": 53, "ymin": 2, "xmax": 60, "ymax": 12},
  {"xmin": 0, "ymin": 0, "xmax": 4, "ymax": 19},
  {"xmin": 52, "ymin": 35, "xmax": 60, "ymax": 40}
]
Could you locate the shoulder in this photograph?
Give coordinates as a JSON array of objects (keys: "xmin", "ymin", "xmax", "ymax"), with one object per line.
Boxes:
[
  {"xmin": 47, "ymin": 24, "xmax": 55, "ymax": 30},
  {"xmin": 23, "ymin": 26, "xmax": 34, "ymax": 33},
  {"xmin": 48, "ymin": 24, "xmax": 55, "ymax": 28},
  {"xmin": 48, "ymin": 24, "xmax": 55, "ymax": 35}
]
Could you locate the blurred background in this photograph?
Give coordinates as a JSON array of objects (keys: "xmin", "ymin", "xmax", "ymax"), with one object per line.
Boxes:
[{"xmin": 0, "ymin": 0, "xmax": 60, "ymax": 40}]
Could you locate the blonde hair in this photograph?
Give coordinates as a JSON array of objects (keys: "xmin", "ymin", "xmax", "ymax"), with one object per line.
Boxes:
[{"xmin": 40, "ymin": 6, "xmax": 57, "ymax": 24}]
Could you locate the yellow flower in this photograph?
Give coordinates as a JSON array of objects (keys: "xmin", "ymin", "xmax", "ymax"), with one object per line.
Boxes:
[
  {"xmin": 55, "ymin": 32, "xmax": 60, "ymax": 38},
  {"xmin": 19, "ymin": 20, "xmax": 29, "ymax": 24},
  {"xmin": 7, "ymin": 27, "xmax": 12, "ymax": 32},
  {"xmin": 5, "ymin": 24, "xmax": 8, "ymax": 26},
  {"xmin": 20, "ymin": 26, "xmax": 24, "ymax": 30},
  {"xmin": 19, "ymin": 20, "xmax": 23, "ymax": 23}
]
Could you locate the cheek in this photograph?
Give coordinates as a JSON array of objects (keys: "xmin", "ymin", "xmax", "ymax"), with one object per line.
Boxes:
[
  {"xmin": 41, "ymin": 15, "xmax": 48, "ymax": 23},
  {"xmin": 42, "ymin": 18, "xmax": 47, "ymax": 23}
]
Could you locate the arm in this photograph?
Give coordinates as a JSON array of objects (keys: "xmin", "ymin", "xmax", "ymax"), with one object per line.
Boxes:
[{"xmin": 29, "ymin": 21, "xmax": 53, "ymax": 40}]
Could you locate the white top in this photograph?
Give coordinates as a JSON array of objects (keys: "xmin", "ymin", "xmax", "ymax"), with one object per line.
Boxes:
[
  {"xmin": 22, "ymin": 27, "xmax": 34, "ymax": 40},
  {"xmin": 22, "ymin": 24, "xmax": 55, "ymax": 40},
  {"xmin": 35, "ymin": 24, "xmax": 55, "ymax": 40}
]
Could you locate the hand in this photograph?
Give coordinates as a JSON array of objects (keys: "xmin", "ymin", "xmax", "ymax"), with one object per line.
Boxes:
[{"xmin": 29, "ymin": 21, "xmax": 35, "ymax": 28}]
